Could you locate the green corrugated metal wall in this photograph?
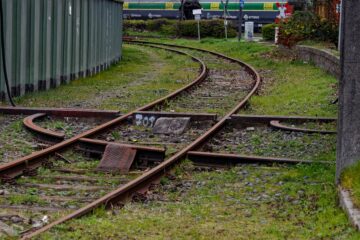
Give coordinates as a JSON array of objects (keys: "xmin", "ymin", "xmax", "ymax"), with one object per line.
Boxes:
[{"xmin": 0, "ymin": 0, "xmax": 123, "ymax": 100}]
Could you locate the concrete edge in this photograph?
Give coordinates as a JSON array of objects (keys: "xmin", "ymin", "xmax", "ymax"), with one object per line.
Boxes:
[{"xmin": 338, "ymin": 186, "xmax": 360, "ymax": 230}]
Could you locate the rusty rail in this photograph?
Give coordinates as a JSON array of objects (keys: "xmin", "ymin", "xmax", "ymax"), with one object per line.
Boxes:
[
  {"xmin": 187, "ymin": 151, "xmax": 332, "ymax": 166},
  {"xmin": 23, "ymin": 113, "xmax": 66, "ymax": 143},
  {"xmin": 0, "ymin": 106, "xmax": 120, "ymax": 118},
  {"xmin": 22, "ymin": 42, "xmax": 261, "ymax": 239},
  {"xmin": 0, "ymin": 44, "xmax": 208, "ymax": 179},
  {"xmin": 270, "ymin": 120, "xmax": 337, "ymax": 134}
]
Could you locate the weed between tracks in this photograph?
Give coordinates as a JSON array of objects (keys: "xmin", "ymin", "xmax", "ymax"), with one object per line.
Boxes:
[
  {"xmin": 40, "ymin": 163, "xmax": 359, "ymax": 240},
  {"xmin": 0, "ymin": 115, "xmax": 36, "ymax": 165},
  {"xmin": 0, "ymin": 149, "xmax": 141, "ymax": 237},
  {"xmin": 33, "ymin": 38, "xmax": 360, "ymax": 239},
  {"xmin": 149, "ymin": 38, "xmax": 338, "ymax": 117}
]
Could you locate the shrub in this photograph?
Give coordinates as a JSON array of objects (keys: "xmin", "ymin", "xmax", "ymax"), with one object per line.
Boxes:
[
  {"xmin": 277, "ymin": 11, "xmax": 339, "ymax": 48},
  {"xmin": 124, "ymin": 19, "xmax": 237, "ymax": 38},
  {"xmin": 146, "ymin": 19, "xmax": 173, "ymax": 31},
  {"xmin": 262, "ymin": 23, "xmax": 277, "ymax": 41},
  {"xmin": 124, "ymin": 20, "xmax": 147, "ymax": 31},
  {"xmin": 177, "ymin": 19, "xmax": 237, "ymax": 38},
  {"xmin": 316, "ymin": 20, "xmax": 339, "ymax": 46}
]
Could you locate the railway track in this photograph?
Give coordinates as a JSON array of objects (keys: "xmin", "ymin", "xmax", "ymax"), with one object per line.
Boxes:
[{"xmin": 0, "ymin": 42, "xmax": 335, "ymax": 239}]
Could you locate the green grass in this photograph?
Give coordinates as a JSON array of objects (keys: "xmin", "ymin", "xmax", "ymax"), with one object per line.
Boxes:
[
  {"xmin": 0, "ymin": 117, "xmax": 35, "ymax": 164},
  {"xmin": 299, "ymin": 40, "xmax": 340, "ymax": 56},
  {"xmin": 38, "ymin": 164, "xmax": 360, "ymax": 240},
  {"xmin": 6, "ymin": 194, "xmax": 46, "ymax": 206},
  {"xmin": 31, "ymin": 37, "xmax": 360, "ymax": 239},
  {"xmin": 213, "ymin": 127, "xmax": 337, "ymax": 161},
  {"xmin": 341, "ymin": 161, "xmax": 360, "ymax": 209},
  {"xmin": 141, "ymin": 37, "xmax": 338, "ymax": 117},
  {"xmin": 10, "ymin": 44, "xmax": 198, "ymax": 112}
]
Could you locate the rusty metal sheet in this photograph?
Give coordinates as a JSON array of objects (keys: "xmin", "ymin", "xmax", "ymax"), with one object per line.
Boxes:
[{"xmin": 97, "ymin": 144, "xmax": 137, "ymax": 173}]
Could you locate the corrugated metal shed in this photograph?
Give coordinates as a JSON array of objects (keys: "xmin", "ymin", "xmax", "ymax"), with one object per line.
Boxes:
[{"xmin": 0, "ymin": 0, "xmax": 123, "ymax": 101}]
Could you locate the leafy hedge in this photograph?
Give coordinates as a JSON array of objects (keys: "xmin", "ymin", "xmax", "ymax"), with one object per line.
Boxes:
[
  {"xmin": 278, "ymin": 11, "xmax": 339, "ymax": 48},
  {"xmin": 124, "ymin": 19, "xmax": 237, "ymax": 38},
  {"xmin": 262, "ymin": 23, "xmax": 277, "ymax": 41}
]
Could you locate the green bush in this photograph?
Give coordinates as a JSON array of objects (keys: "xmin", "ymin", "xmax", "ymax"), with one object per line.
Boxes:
[
  {"xmin": 124, "ymin": 19, "xmax": 237, "ymax": 38},
  {"xmin": 316, "ymin": 20, "xmax": 339, "ymax": 46},
  {"xmin": 146, "ymin": 19, "xmax": 173, "ymax": 31},
  {"xmin": 177, "ymin": 20, "xmax": 237, "ymax": 38},
  {"xmin": 124, "ymin": 20, "xmax": 147, "ymax": 31},
  {"xmin": 262, "ymin": 23, "xmax": 277, "ymax": 41},
  {"xmin": 278, "ymin": 11, "xmax": 339, "ymax": 48}
]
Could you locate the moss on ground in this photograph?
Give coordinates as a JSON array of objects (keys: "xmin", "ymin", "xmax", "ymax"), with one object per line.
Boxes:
[{"xmin": 341, "ymin": 161, "xmax": 360, "ymax": 209}]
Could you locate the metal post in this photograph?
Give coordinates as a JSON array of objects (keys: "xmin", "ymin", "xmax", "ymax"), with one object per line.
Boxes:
[
  {"xmin": 180, "ymin": 0, "xmax": 184, "ymax": 21},
  {"xmin": 238, "ymin": 0, "xmax": 243, "ymax": 41},
  {"xmin": 197, "ymin": 20, "xmax": 200, "ymax": 41},
  {"xmin": 337, "ymin": 0, "xmax": 342, "ymax": 50},
  {"xmin": 224, "ymin": 19, "xmax": 228, "ymax": 40}
]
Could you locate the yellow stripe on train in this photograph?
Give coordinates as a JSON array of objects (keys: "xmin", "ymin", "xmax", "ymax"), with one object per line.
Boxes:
[
  {"xmin": 210, "ymin": 2, "xmax": 220, "ymax": 10},
  {"xmin": 165, "ymin": 2, "xmax": 174, "ymax": 9}
]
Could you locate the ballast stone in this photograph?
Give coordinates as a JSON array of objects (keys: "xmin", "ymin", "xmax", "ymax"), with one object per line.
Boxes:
[{"xmin": 152, "ymin": 117, "xmax": 190, "ymax": 135}]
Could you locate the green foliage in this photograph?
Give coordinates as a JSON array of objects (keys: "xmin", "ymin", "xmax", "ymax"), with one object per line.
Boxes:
[
  {"xmin": 342, "ymin": 161, "xmax": 360, "ymax": 208},
  {"xmin": 123, "ymin": 20, "xmax": 147, "ymax": 31},
  {"xmin": 124, "ymin": 19, "xmax": 237, "ymax": 38},
  {"xmin": 278, "ymin": 11, "xmax": 339, "ymax": 48},
  {"xmin": 262, "ymin": 23, "xmax": 277, "ymax": 41}
]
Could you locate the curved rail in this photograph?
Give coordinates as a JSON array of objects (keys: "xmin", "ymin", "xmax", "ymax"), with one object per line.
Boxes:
[
  {"xmin": 125, "ymin": 39, "xmax": 259, "ymax": 79},
  {"xmin": 23, "ymin": 42, "xmax": 261, "ymax": 239},
  {"xmin": 23, "ymin": 113, "xmax": 66, "ymax": 143},
  {"xmin": 0, "ymin": 45, "xmax": 208, "ymax": 179},
  {"xmin": 20, "ymin": 45, "xmax": 207, "ymax": 145},
  {"xmin": 270, "ymin": 120, "xmax": 337, "ymax": 134}
]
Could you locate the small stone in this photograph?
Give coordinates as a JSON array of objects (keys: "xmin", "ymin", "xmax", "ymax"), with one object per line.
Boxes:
[
  {"xmin": 0, "ymin": 220, "xmax": 16, "ymax": 236},
  {"xmin": 274, "ymin": 193, "xmax": 282, "ymax": 198},
  {"xmin": 297, "ymin": 190, "xmax": 305, "ymax": 197},
  {"xmin": 183, "ymin": 182, "xmax": 192, "ymax": 188},
  {"xmin": 245, "ymin": 182, "xmax": 253, "ymax": 187},
  {"xmin": 0, "ymin": 190, "xmax": 9, "ymax": 195},
  {"xmin": 246, "ymin": 127, "xmax": 255, "ymax": 131},
  {"xmin": 10, "ymin": 216, "xmax": 23, "ymax": 224},
  {"xmin": 240, "ymin": 170, "xmax": 248, "ymax": 175},
  {"xmin": 106, "ymin": 136, "xmax": 115, "ymax": 142}
]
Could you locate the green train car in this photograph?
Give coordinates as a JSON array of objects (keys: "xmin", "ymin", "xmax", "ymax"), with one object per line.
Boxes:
[{"xmin": 124, "ymin": 1, "xmax": 291, "ymax": 26}]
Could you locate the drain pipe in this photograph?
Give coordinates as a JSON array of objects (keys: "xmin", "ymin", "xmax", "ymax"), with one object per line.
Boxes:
[{"xmin": 0, "ymin": 0, "xmax": 16, "ymax": 106}]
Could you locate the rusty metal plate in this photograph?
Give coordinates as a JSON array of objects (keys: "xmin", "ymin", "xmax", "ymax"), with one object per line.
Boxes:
[{"xmin": 97, "ymin": 144, "xmax": 137, "ymax": 173}]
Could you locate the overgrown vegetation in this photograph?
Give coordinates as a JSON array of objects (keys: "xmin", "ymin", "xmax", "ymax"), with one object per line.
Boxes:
[
  {"xmin": 124, "ymin": 19, "xmax": 237, "ymax": 38},
  {"xmin": 40, "ymin": 163, "xmax": 360, "ymax": 239},
  {"xmin": 342, "ymin": 161, "xmax": 360, "ymax": 208},
  {"xmin": 33, "ymin": 38, "xmax": 359, "ymax": 239},
  {"xmin": 12, "ymin": 45, "xmax": 198, "ymax": 112},
  {"xmin": 277, "ymin": 11, "xmax": 339, "ymax": 48},
  {"xmin": 261, "ymin": 23, "xmax": 277, "ymax": 41},
  {"xmin": 0, "ymin": 116, "xmax": 35, "ymax": 164},
  {"xmin": 144, "ymin": 38, "xmax": 338, "ymax": 117}
]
